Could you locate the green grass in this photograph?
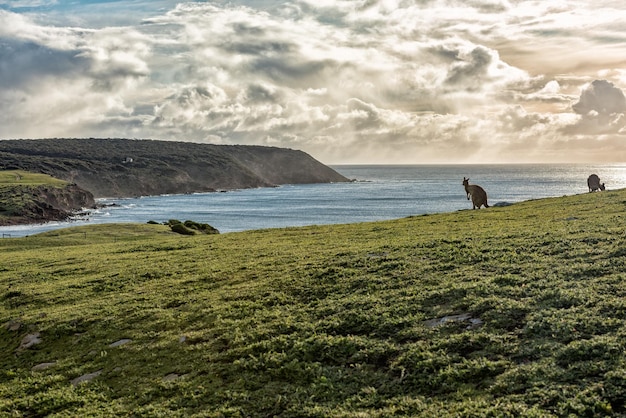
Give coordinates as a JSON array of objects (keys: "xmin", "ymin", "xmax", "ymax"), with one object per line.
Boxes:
[
  {"xmin": 2, "ymin": 190, "xmax": 626, "ymax": 416},
  {"xmin": 0, "ymin": 170, "xmax": 67, "ymax": 187},
  {"xmin": 0, "ymin": 170, "xmax": 70, "ymax": 222}
]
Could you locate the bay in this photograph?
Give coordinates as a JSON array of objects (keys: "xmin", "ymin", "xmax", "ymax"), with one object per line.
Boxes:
[{"xmin": 2, "ymin": 164, "xmax": 625, "ymax": 237}]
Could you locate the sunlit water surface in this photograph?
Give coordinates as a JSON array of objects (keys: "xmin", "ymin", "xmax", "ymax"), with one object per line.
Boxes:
[{"xmin": 2, "ymin": 164, "xmax": 625, "ymax": 237}]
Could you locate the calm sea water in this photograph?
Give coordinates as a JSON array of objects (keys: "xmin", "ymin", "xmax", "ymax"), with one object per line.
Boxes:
[{"xmin": 2, "ymin": 164, "xmax": 626, "ymax": 237}]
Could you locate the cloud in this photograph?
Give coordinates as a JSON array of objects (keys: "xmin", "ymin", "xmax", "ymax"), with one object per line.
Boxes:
[
  {"xmin": 2, "ymin": 1, "xmax": 626, "ymax": 163},
  {"xmin": 572, "ymin": 80, "xmax": 626, "ymax": 116},
  {"xmin": 0, "ymin": 10, "xmax": 151, "ymax": 85},
  {"xmin": 554, "ymin": 80, "xmax": 626, "ymax": 137},
  {"xmin": 0, "ymin": 38, "xmax": 89, "ymax": 88},
  {"xmin": 0, "ymin": 10, "xmax": 153, "ymax": 138}
]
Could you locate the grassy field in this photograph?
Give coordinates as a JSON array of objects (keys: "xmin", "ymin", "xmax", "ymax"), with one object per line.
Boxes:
[
  {"xmin": 0, "ymin": 170, "xmax": 70, "ymax": 223},
  {"xmin": 2, "ymin": 190, "xmax": 626, "ymax": 416},
  {"xmin": 0, "ymin": 170, "xmax": 67, "ymax": 187}
]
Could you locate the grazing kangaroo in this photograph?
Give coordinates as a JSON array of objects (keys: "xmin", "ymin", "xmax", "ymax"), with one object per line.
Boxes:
[
  {"xmin": 462, "ymin": 177, "xmax": 489, "ymax": 209},
  {"xmin": 587, "ymin": 174, "xmax": 605, "ymax": 192}
]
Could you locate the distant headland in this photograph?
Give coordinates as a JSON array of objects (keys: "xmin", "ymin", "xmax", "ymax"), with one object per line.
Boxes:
[
  {"xmin": 0, "ymin": 138, "xmax": 349, "ymax": 225},
  {"xmin": 0, "ymin": 138, "xmax": 349, "ymax": 198}
]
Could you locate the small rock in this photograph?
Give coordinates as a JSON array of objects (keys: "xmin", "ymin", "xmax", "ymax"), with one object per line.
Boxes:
[
  {"xmin": 467, "ymin": 318, "xmax": 484, "ymax": 330},
  {"xmin": 163, "ymin": 373, "xmax": 180, "ymax": 382},
  {"xmin": 179, "ymin": 336, "xmax": 187, "ymax": 343},
  {"xmin": 424, "ymin": 313, "xmax": 472, "ymax": 328},
  {"xmin": 109, "ymin": 339, "xmax": 132, "ymax": 348},
  {"xmin": 18, "ymin": 333, "xmax": 42, "ymax": 350},
  {"xmin": 71, "ymin": 370, "xmax": 102, "ymax": 386},
  {"xmin": 32, "ymin": 362, "xmax": 56, "ymax": 371},
  {"xmin": 3, "ymin": 319, "xmax": 22, "ymax": 332},
  {"xmin": 423, "ymin": 313, "xmax": 484, "ymax": 330}
]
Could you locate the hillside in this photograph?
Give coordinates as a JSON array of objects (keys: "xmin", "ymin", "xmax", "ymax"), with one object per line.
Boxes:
[
  {"xmin": 0, "ymin": 138, "xmax": 349, "ymax": 198},
  {"xmin": 0, "ymin": 170, "xmax": 95, "ymax": 226},
  {"xmin": 2, "ymin": 190, "xmax": 626, "ymax": 416}
]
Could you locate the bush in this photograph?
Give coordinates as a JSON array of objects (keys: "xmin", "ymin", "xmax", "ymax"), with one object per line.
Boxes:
[
  {"xmin": 170, "ymin": 223, "xmax": 195, "ymax": 235},
  {"xmin": 183, "ymin": 220, "xmax": 219, "ymax": 234},
  {"xmin": 165, "ymin": 219, "xmax": 219, "ymax": 235}
]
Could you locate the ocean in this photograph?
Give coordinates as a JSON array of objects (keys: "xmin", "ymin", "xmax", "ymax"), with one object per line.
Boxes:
[{"xmin": 2, "ymin": 164, "xmax": 625, "ymax": 237}]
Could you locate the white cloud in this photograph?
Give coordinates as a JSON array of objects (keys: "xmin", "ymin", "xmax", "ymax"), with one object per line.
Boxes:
[
  {"xmin": 1, "ymin": 1, "xmax": 626, "ymax": 163},
  {"xmin": 0, "ymin": 10, "xmax": 153, "ymax": 138},
  {"xmin": 573, "ymin": 80, "xmax": 626, "ymax": 116}
]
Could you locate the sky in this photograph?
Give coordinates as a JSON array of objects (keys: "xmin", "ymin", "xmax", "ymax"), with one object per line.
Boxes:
[{"xmin": 1, "ymin": 1, "xmax": 626, "ymax": 164}]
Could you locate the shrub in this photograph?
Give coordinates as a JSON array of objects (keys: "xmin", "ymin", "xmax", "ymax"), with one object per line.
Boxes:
[
  {"xmin": 164, "ymin": 219, "xmax": 219, "ymax": 234},
  {"xmin": 170, "ymin": 223, "xmax": 195, "ymax": 235},
  {"xmin": 183, "ymin": 220, "xmax": 219, "ymax": 234}
]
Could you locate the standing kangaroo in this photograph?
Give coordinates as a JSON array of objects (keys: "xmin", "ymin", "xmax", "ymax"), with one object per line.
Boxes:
[{"xmin": 463, "ymin": 177, "xmax": 489, "ymax": 209}]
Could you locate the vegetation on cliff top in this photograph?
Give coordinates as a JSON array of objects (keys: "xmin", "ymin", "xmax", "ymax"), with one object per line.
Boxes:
[
  {"xmin": 0, "ymin": 170, "xmax": 67, "ymax": 187},
  {"xmin": 0, "ymin": 170, "xmax": 94, "ymax": 226},
  {"xmin": 2, "ymin": 189, "xmax": 626, "ymax": 416},
  {"xmin": 0, "ymin": 138, "xmax": 349, "ymax": 198}
]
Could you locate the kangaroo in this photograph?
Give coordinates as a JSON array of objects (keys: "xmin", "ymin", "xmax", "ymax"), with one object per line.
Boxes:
[
  {"xmin": 462, "ymin": 177, "xmax": 489, "ymax": 209},
  {"xmin": 587, "ymin": 174, "xmax": 605, "ymax": 192}
]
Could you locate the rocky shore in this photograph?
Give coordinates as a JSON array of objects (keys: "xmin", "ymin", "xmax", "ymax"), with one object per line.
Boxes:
[
  {"xmin": 0, "ymin": 184, "xmax": 96, "ymax": 226},
  {"xmin": 0, "ymin": 138, "xmax": 348, "ymax": 226}
]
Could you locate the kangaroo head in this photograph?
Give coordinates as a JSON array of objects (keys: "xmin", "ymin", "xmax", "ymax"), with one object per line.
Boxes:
[{"xmin": 463, "ymin": 177, "xmax": 469, "ymax": 186}]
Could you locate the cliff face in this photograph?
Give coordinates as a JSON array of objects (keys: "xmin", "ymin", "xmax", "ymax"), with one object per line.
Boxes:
[
  {"xmin": 0, "ymin": 139, "xmax": 349, "ymax": 198},
  {"xmin": 32, "ymin": 184, "xmax": 96, "ymax": 213},
  {"xmin": 0, "ymin": 184, "xmax": 95, "ymax": 226}
]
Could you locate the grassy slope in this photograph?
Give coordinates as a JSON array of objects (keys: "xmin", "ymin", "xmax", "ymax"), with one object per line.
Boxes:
[
  {"xmin": 2, "ymin": 191, "xmax": 626, "ymax": 416},
  {"xmin": 0, "ymin": 170, "xmax": 67, "ymax": 187},
  {"xmin": 0, "ymin": 170, "xmax": 69, "ymax": 221}
]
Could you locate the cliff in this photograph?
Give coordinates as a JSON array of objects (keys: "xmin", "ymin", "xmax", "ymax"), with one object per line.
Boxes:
[
  {"xmin": 0, "ymin": 183, "xmax": 95, "ymax": 226},
  {"xmin": 0, "ymin": 138, "xmax": 349, "ymax": 198}
]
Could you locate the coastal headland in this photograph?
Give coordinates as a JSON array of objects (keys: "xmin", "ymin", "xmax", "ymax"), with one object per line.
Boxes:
[{"xmin": 0, "ymin": 138, "xmax": 349, "ymax": 224}]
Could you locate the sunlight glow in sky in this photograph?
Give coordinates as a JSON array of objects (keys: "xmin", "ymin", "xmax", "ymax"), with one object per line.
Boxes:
[{"xmin": 1, "ymin": 0, "xmax": 626, "ymax": 164}]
